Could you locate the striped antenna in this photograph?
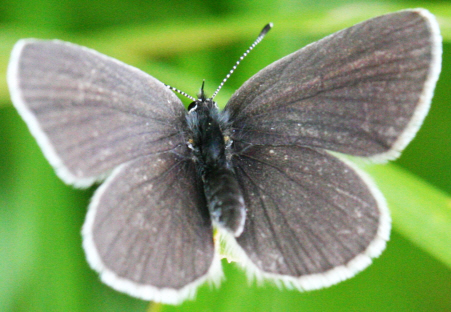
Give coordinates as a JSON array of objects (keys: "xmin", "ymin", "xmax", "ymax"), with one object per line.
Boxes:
[
  {"xmin": 210, "ymin": 22, "xmax": 273, "ymax": 100},
  {"xmin": 164, "ymin": 84, "xmax": 196, "ymax": 101}
]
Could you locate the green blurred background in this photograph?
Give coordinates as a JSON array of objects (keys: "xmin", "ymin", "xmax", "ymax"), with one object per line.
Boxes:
[{"xmin": 1, "ymin": 0, "xmax": 450, "ymax": 311}]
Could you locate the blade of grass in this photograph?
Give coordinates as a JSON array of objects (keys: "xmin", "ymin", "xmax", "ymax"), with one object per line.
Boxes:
[{"xmin": 363, "ymin": 163, "xmax": 451, "ymax": 269}]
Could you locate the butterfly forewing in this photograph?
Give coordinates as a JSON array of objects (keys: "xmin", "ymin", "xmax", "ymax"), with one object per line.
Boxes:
[
  {"xmin": 225, "ymin": 10, "xmax": 441, "ymax": 161},
  {"xmin": 8, "ymin": 40, "xmax": 187, "ymax": 186},
  {"xmin": 83, "ymin": 151, "xmax": 221, "ymax": 303},
  {"xmin": 227, "ymin": 145, "xmax": 389, "ymax": 289}
]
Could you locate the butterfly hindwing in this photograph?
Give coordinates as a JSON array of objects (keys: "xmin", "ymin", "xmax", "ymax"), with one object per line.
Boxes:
[
  {"xmin": 225, "ymin": 145, "xmax": 389, "ymax": 289},
  {"xmin": 83, "ymin": 151, "xmax": 222, "ymax": 304},
  {"xmin": 8, "ymin": 40, "xmax": 187, "ymax": 187},
  {"xmin": 225, "ymin": 9, "xmax": 441, "ymax": 161}
]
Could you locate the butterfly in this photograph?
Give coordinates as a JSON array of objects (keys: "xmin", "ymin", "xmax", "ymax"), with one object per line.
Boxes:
[{"xmin": 7, "ymin": 9, "xmax": 441, "ymax": 304}]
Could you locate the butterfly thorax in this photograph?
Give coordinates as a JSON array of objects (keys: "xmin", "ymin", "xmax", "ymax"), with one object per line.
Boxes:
[
  {"xmin": 186, "ymin": 98, "xmax": 245, "ymax": 237},
  {"xmin": 187, "ymin": 99, "xmax": 227, "ymax": 168}
]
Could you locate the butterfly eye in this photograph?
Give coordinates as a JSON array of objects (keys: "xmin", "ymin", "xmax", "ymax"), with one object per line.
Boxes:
[{"xmin": 188, "ymin": 101, "xmax": 197, "ymax": 111}]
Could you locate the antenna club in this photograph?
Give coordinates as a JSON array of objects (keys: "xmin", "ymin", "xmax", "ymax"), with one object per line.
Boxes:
[{"xmin": 260, "ymin": 23, "xmax": 273, "ymax": 36}]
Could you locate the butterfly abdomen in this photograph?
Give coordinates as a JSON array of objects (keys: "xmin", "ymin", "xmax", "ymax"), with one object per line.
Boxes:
[
  {"xmin": 187, "ymin": 98, "xmax": 245, "ymax": 237},
  {"xmin": 203, "ymin": 166, "xmax": 245, "ymax": 236}
]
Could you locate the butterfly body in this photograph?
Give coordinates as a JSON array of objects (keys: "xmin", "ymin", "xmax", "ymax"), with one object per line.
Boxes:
[{"xmin": 186, "ymin": 95, "xmax": 245, "ymax": 236}]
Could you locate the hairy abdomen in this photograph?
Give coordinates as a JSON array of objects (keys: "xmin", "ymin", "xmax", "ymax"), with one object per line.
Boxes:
[{"xmin": 203, "ymin": 166, "xmax": 245, "ymax": 237}]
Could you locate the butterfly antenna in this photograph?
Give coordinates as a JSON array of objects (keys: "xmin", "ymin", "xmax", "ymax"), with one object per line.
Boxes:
[
  {"xmin": 210, "ymin": 22, "xmax": 273, "ymax": 100},
  {"xmin": 165, "ymin": 84, "xmax": 196, "ymax": 101}
]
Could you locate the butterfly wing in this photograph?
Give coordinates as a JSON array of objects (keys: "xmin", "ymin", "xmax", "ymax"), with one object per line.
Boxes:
[
  {"xmin": 225, "ymin": 145, "xmax": 389, "ymax": 289},
  {"xmin": 83, "ymin": 151, "xmax": 221, "ymax": 303},
  {"xmin": 8, "ymin": 39, "xmax": 187, "ymax": 187},
  {"xmin": 224, "ymin": 9, "xmax": 441, "ymax": 161}
]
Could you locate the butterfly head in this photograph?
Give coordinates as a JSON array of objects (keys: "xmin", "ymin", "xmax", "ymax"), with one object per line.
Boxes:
[{"xmin": 187, "ymin": 80, "xmax": 219, "ymax": 114}]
